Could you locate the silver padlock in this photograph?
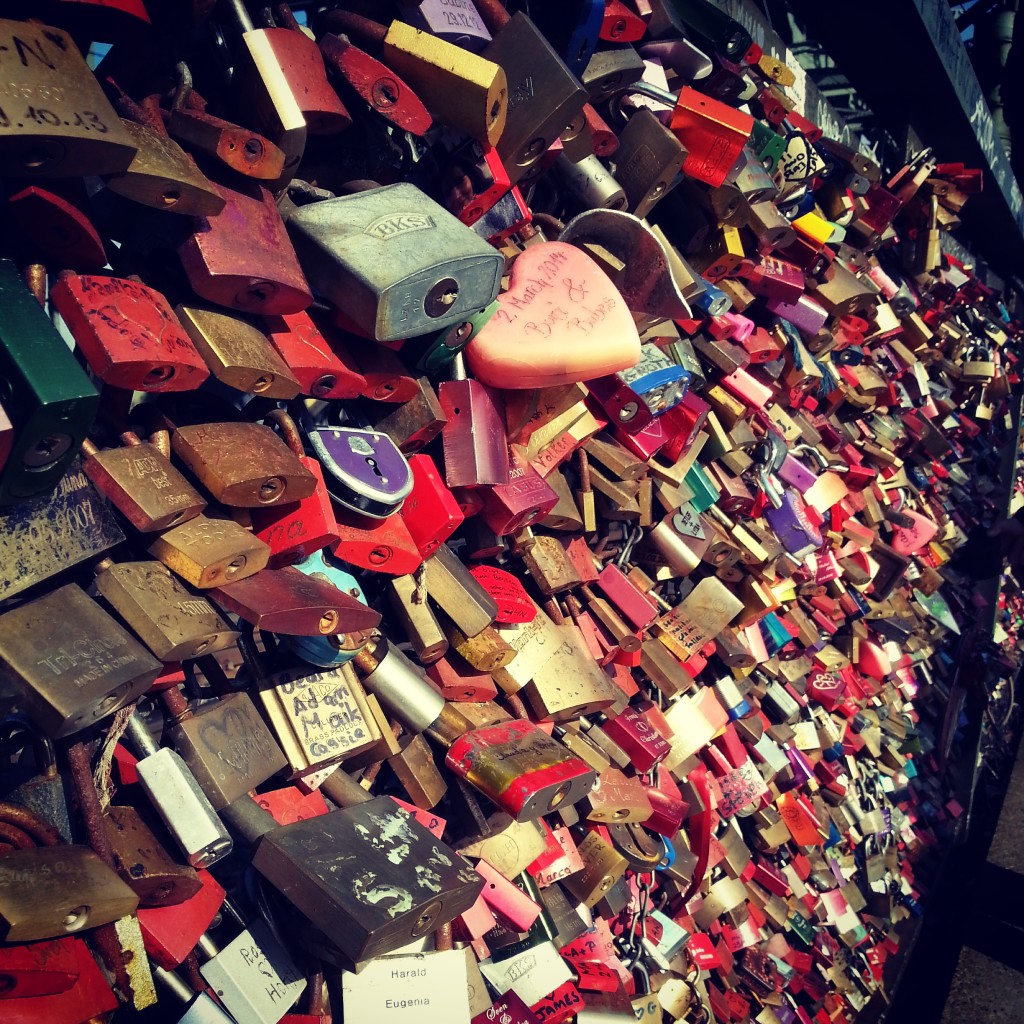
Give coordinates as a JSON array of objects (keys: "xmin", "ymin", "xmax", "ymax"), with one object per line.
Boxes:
[
  {"xmin": 286, "ymin": 182, "xmax": 504, "ymax": 341},
  {"xmin": 126, "ymin": 712, "xmax": 233, "ymax": 869}
]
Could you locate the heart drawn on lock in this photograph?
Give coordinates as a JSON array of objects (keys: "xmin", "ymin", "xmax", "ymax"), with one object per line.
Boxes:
[{"xmin": 465, "ymin": 241, "xmax": 641, "ymax": 389}]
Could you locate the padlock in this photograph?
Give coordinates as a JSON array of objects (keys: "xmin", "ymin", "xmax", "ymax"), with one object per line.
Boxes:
[
  {"xmin": 237, "ymin": 632, "xmax": 382, "ymax": 776},
  {"xmin": 753, "ymin": 438, "xmax": 824, "ymax": 560},
  {"xmin": 480, "ymin": 444, "xmax": 560, "ymax": 536},
  {"xmin": 178, "ymin": 180, "xmax": 313, "ymax": 316},
  {"xmin": 0, "ymin": 19, "xmax": 136, "ymax": 178},
  {"xmin": 438, "ymin": 352, "xmax": 509, "ymax": 489},
  {"xmin": 372, "ymin": 377, "xmax": 448, "ymax": 455},
  {"xmin": 0, "ymin": 583, "xmax": 160, "ymax": 738},
  {"xmin": 353, "ymin": 638, "xmax": 597, "ymax": 820},
  {"xmin": 287, "ymin": 182, "xmax": 503, "ymax": 341},
  {"xmin": 225, "ymin": 773, "xmax": 484, "ymax": 962},
  {"xmin": 198, "ymin": 916, "xmax": 307, "ymax": 1024},
  {"xmin": 304, "ymin": 422, "xmax": 414, "ymax": 518},
  {"xmin": 465, "ymin": 241, "xmax": 642, "ymax": 388},
  {"xmin": 219, "ymin": 0, "xmax": 307, "ymax": 185},
  {"xmin": 103, "ymin": 115, "xmax": 225, "ymax": 218},
  {"xmin": 167, "ymin": 104, "xmax": 287, "ymax": 182},
  {"xmin": 93, "ymin": 558, "xmax": 239, "ymax": 661},
  {"xmin": 0, "ymin": 261, "xmax": 98, "ymax": 504},
  {"xmin": 50, "ymin": 273, "xmax": 210, "ymax": 393},
  {"xmin": 250, "ymin": 410, "xmax": 341, "ymax": 567},
  {"xmin": 174, "ymin": 305, "xmax": 301, "ymax": 398},
  {"xmin": 554, "ymin": 152, "xmax": 627, "ymax": 211},
  {"xmin": 163, "ymin": 688, "xmax": 288, "ymax": 810},
  {"xmin": 82, "ymin": 431, "xmax": 206, "ymax": 533},
  {"xmin": 335, "ymin": 14, "xmax": 508, "ymax": 143},
  {"xmin": 208, "ymin": 563, "xmax": 380, "ymax": 636},
  {"xmin": 125, "ymin": 713, "xmax": 233, "ymax": 869},
  {"xmin": 172, "ymin": 421, "xmax": 317, "ymax": 508},
  {"xmin": 250, "ymin": 5, "xmax": 352, "ymax": 135},
  {"xmin": 318, "ymin": 32, "xmax": 433, "ymax": 135},
  {"xmin": 481, "ymin": 10, "xmax": 588, "ymax": 184},
  {"xmin": 961, "ymin": 343, "xmax": 995, "ymax": 381},
  {"xmin": 262, "ymin": 311, "xmax": 368, "ymax": 400},
  {"xmin": 103, "ymin": 804, "xmax": 202, "ymax": 907},
  {"xmin": 149, "ymin": 512, "xmax": 271, "ymax": 589},
  {"xmin": 278, "ymin": 550, "xmax": 374, "ymax": 668},
  {"xmin": 0, "ymin": 843, "xmax": 139, "ymax": 943}
]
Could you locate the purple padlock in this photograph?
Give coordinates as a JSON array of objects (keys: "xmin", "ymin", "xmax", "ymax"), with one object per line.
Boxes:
[{"xmin": 306, "ymin": 425, "xmax": 414, "ymax": 518}]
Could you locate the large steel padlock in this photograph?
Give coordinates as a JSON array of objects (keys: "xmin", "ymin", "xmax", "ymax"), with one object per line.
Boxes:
[{"xmin": 286, "ymin": 182, "xmax": 503, "ymax": 341}]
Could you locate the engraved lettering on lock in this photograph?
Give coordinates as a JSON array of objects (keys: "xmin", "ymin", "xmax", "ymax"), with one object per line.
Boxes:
[
  {"xmin": 176, "ymin": 599, "xmax": 214, "ymax": 617},
  {"xmin": 37, "ymin": 631, "xmax": 129, "ymax": 678},
  {"xmin": 507, "ymin": 77, "xmax": 535, "ymax": 111},
  {"xmin": 198, "ymin": 705, "xmax": 275, "ymax": 774},
  {"xmin": 0, "ymin": 859, "xmax": 71, "ymax": 885},
  {"xmin": 363, "ymin": 213, "xmax": 436, "ymax": 240}
]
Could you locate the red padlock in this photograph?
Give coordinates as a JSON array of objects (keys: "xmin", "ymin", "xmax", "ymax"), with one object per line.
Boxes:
[
  {"xmin": 250, "ymin": 411, "xmax": 341, "ymax": 567},
  {"xmin": 50, "ymin": 273, "xmax": 210, "ymax": 392}
]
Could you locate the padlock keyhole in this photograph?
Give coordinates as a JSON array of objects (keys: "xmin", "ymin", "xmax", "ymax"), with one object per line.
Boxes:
[{"xmin": 365, "ymin": 456, "xmax": 384, "ymax": 479}]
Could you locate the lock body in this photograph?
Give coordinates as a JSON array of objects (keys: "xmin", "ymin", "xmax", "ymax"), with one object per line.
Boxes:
[
  {"xmin": 0, "ymin": 261, "xmax": 98, "ymax": 504},
  {"xmin": 251, "ymin": 800, "xmax": 485, "ymax": 961},
  {"xmin": 173, "ymin": 423, "xmax": 317, "ymax": 508},
  {"xmin": 287, "ymin": 183, "xmax": 503, "ymax": 341},
  {"xmin": 446, "ymin": 719, "xmax": 596, "ymax": 822},
  {"xmin": 0, "ymin": 583, "xmax": 160, "ymax": 737},
  {"xmin": 51, "ymin": 275, "xmax": 210, "ymax": 392}
]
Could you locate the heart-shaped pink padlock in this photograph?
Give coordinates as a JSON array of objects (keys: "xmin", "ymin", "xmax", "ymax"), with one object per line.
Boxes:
[{"xmin": 465, "ymin": 241, "xmax": 641, "ymax": 388}]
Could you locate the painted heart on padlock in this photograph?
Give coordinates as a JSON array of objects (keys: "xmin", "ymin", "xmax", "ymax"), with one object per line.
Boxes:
[
  {"xmin": 889, "ymin": 509, "xmax": 939, "ymax": 555},
  {"xmin": 464, "ymin": 241, "xmax": 641, "ymax": 389}
]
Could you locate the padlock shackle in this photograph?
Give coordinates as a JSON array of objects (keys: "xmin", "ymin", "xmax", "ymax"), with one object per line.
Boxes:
[{"xmin": 266, "ymin": 408, "xmax": 305, "ymax": 458}]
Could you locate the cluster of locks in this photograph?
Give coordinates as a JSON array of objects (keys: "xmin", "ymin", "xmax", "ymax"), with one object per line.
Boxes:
[{"xmin": 0, "ymin": 1, "xmax": 1019, "ymax": 1023}]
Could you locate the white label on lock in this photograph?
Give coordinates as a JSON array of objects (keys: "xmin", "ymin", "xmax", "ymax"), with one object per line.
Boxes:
[
  {"xmin": 199, "ymin": 921, "xmax": 306, "ymax": 1024},
  {"xmin": 672, "ymin": 502, "xmax": 705, "ymax": 539},
  {"xmin": 342, "ymin": 949, "xmax": 471, "ymax": 1024},
  {"xmin": 479, "ymin": 940, "xmax": 572, "ymax": 1007}
]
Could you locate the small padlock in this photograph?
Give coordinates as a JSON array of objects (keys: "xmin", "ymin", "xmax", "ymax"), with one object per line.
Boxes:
[
  {"xmin": 172, "ymin": 421, "xmax": 318, "ymax": 508},
  {"xmin": 305, "ymin": 422, "xmax": 414, "ymax": 519},
  {"xmin": 174, "ymin": 305, "xmax": 302, "ymax": 398}
]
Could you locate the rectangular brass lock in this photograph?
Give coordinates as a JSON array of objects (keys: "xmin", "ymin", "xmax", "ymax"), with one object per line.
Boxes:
[
  {"xmin": 0, "ymin": 20, "xmax": 136, "ymax": 179},
  {"xmin": 94, "ymin": 560, "xmax": 239, "ymax": 662},
  {"xmin": 0, "ymin": 583, "xmax": 160, "ymax": 737},
  {"xmin": 172, "ymin": 422, "xmax": 317, "ymax": 507}
]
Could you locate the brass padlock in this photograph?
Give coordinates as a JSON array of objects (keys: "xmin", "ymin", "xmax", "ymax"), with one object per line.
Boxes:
[
  {"xmin": 172, "ymin": 422, "xmax": 317, "ymax": 507},
  {"xmin": 0, "ymin": 20, "xmax": 136, "ymax": 178},
  {"xmin": 148, "ymin": 513, "xmax": 271, "ymax": 589},
  {"xmin": 104, "ymin": 118, "xmax": 225, "ymax": 217},
  {"xmin": 0, "ymin": 583, "xmax": 160, "ymax": 737},
  {"xmin": 175, "ymin": 305, "xmax": 302, "ymax": 398},
  {"xmin": 82, "ymin": 432, "xmax": 206, "ymax": 533},
  {"xmin": 166, "ymin": 690, "xmax": 288, "ymax": 810},
  {"xmin": 0, "ymin": 845, "xmax": 139, "ymax": 943},
  {"xmin": 93, "ymin": 558, "xmax": 240, "ymax": 662}
]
